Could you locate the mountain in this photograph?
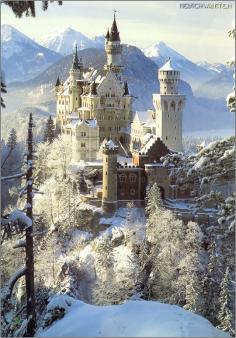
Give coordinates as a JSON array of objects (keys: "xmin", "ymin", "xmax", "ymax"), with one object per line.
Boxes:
[
  {"xmin": 5, "ymin": 46, "xmax": 233, "ymax": 134},
  {"xmin": 1, "ymin": 24, "xmax": 63, "ymax": 84},
  {"xmin": 37, "ymin": 27, "xmax": 105, "ymax": 55},
  {"xmin": 143, "ymin": 42, "xmax": 232, "ymax": 92}
]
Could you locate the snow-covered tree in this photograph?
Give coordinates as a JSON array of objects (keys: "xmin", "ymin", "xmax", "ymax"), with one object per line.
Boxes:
[
  {"xmin": 2, "ymin": 0, "xmax": 62, "ymax": 18},
  {"xmin": 7, "ymin": 129, "xmax": 17, "ymax": 150},
  {"xmin": 226, "ymin": 22, "xmax": 235, "ymax": 113},
  {"xmin": 217, "ymin": 267, "xmax": 234, "ymax": 336},
  {"xmin": 43, "ymin": 116, "xmax": 56, "ymax": 144},
  {"xmin": 1, "ymin": 79, "xmax": 7, "ymax": 108}
]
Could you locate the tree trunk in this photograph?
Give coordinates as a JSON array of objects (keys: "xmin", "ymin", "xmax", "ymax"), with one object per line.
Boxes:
[{"xmin": 24, "ymin": 113, "xmax": 36, "ymax": 337}]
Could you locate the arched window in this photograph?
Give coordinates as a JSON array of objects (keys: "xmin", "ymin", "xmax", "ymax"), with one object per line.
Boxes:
[
  {"xmin": 129, "ymin": 174, "xmax": 136, "ymax": 183},
  {"xmin": 178, "ymin": 101, "xmax": 182, "ymax": 111},
  {"xmin": 164, "ymin": 101, "xmax": 168, "ymax": 112},
  {"xmin": 119, "ymin": 174, "xmax": 126, "ymax": 183},
  {"xmin": 170, "ymin": 101, "xmax": 176, "ymax": 112}
]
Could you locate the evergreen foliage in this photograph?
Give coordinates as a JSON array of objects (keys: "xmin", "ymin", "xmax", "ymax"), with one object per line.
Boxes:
[
  {"xmin": 43, "ymin": 116, "xmax": 55, "ymax": 144},
  {"xmin": 217, "ymin": 267, "xmax": 234, "ymax": 336},
  {"xmin": 1, "ymin": 80, "xmax": 7, "ymax": 108},
  {"xmin": 7, "ymin": 129, "xmax": 17, "ymax": 150},
  {"xmin": 3, "ymin": 1, "xmax": 62, "ymax": 18}
]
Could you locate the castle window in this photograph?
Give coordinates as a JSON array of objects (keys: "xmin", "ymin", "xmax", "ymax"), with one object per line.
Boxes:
[
  {"xmin": 119, "ymin": 174, "xmax": 126, "ymax": 183},
  {"xmin": 106, "ymin": 171, "xmax": 107, "ymax": 175},
  {"xmin": 129, "ymin": 174, "xmax": 136, "ymax": 183},
  {"xmin": 81, "ymin": 132, "xmax": 86, "ymax": 137},
  {"xmin": 130, "ymin": 189, "xmax": 135, "ymax": 196},
  {"xmin": 166, "ymin": 136, "xmax": 168, "ymax": 140},
  {"xmin": 81, "ymin": 143, "xmax": 86, "ymax": 148}
]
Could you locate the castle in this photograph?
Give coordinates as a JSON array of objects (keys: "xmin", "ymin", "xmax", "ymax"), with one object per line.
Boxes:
[{"xmin": 55, "ymin": 13, "xmax": 186, "ymax": 211}]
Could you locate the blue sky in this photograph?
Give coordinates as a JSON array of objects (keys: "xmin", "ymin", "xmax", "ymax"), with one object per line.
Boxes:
[{"xmin": 1, "ymin": 1, "xmax": 235, "ymax": 63}]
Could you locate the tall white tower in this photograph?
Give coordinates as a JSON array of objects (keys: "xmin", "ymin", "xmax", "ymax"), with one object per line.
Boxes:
[
  {"xmin": 153, "ymin": 59, "xmax": 185, "ymax": 152},
  {"xmin": 69, "ymin": 44, "xmax": 83, "ymax": 112},
  {"xmin": 104, "ymin": 12, "xmax": 123, "ymax": 74}
]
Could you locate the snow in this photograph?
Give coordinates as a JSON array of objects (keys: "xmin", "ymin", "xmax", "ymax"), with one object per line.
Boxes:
[
  {"xmin": 192, "ymin": 156, "xmax": 209, "ymax": 170},
  {"xmin": 159, "ymin": 59, "xmax": 175, "ymax": 71},
  {"xmin": 104, "ymin": 139, "xmax": 117, "ymax": 150},
  {"xmin": 140, "ymin": 135, "xmax": 157, "ymax": 154},
  {"xmin": 37, "ymin": 296, "xmax": 228, "ymax": 337},
  {"xmin": 8, "ymin": 209, "xmax": 32, "ymax": 227}
]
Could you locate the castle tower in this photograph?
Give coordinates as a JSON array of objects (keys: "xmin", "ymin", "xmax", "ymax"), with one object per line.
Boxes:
[
  {"xmin": 153, "ymin": 59, "xmax": 185, "ymax": 152},
  {"xmin": 104, "ymin": 12, "xmax": 123, "ymax": 74},
  {"xmin": 102, "ymin": 139, "xmax": 118, "ymax": 212},
  {"xmin": 69, "ymin": 44, "xmax": 83, "ymax": 112}
]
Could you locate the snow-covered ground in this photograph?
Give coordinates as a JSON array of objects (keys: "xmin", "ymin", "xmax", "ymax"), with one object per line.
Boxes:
[{"xmin": 37, "ymin": 295, "xmax": 228, "ymax": 337}]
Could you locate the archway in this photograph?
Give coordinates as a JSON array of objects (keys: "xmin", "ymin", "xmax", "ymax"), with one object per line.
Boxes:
[
  {"xmin": 158, "ymin": 186, "xmax": 165, "ymax": 199},
  {"xmin": 120, "ymin": 136, "xmax": 124, "ymax": 144}
]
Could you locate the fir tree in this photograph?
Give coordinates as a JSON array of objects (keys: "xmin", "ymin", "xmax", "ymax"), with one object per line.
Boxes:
[
  {"xmin": 1, "ymin": 80, "xmax": 7, "ymax": 108},
  {"xmin": 3, "ymin": 1, "xmax": 62, "ymax": 18},
  {"xmin": 217, "ymin": 267, "xmax": 234, "ymax": 336},
  {"xmin": 1, "ymin": 129, "xmax": 18, "ymax": 169},
  {"xmin": 7, "ymin": 129, "xmax": 17, "ymax": 150},
  {"xmin": 202, "ymin": 241, "xmax": 223, "ymax": 324},
  {"xmin": 145, "ymin": 183, "xmax": 163, "ymax": 216},
  {"xmin": 43, "ymin": 116, "xmax": 55, "ymax": 144}
]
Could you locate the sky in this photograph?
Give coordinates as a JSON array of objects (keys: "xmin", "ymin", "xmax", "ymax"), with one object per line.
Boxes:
[{"xmin": 1, "ymin": 1, "xmax": 235, "ymax": 63}]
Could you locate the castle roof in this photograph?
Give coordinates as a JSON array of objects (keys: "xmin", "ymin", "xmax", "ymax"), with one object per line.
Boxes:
[
  {"xmin": 105, "ymin": 28, "xmax": 110, "ymax": 39},
  {"xmin": 90, "ymin": 81, "xmax": 97, "ymax": 95},
  {"xmin": 109, "ymin": 14, "xmax": 120, "ymax": 42},
  {"xmin": 159, "ymin": 59, "xmax": 175, "ymax": 71},
  {"xmin": 55, "ymin": 75, "xmax": 61, "ymax": 87},
  {"xmin": 124, "ymin": 81, "xmax": 129, "ymax": 95},
  {"xmin": 71, "ymin": 44, "xmax": 81, "ymax": 70}
]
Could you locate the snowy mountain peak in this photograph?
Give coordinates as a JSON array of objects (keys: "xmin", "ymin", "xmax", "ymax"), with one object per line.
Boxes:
[
  {"xmin": 1, "ymin": 24, "xmax": 31, "ymax": 43},
  {"xmin": 144, "ymin": 41, "xmax": 187, "ymax": 61},
  {"xmin": 37, "ymin": 27, "xmax": 104, "ymax": 55}
]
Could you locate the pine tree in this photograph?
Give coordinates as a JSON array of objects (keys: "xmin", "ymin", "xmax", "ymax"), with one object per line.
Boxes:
[
  {"xmin": 1, "ymin": 80, "xmax": 7, "ymax": 108},
  {"xmin": 145, "ymin": 183, "xmax": 163, "ymax": 216},
  {"xmin": 182, "ymin": 221, "xmax": 205, "ymax": 314},
  {"xmin": 7, "ymin": 129, "xmax": 17, "ymax": 150},
  {"xmin": 202, "ymin": 241, "xmax": 223, "ymax": 324},
  {"xmin": 3, "ymin": 1, "xmax": 62, "ymax": 18},
  {"xmin": 43, "ymin": 116, "xmax": 55, "ymax": 144},
  {"xmin": 217, "ymin": 267, "xmax": 234, "ymax": 336},
  {"xmin": 184, "ymin": 269, "xmax": 203, "ymax": 314},
  {"xmin": 2, "ymin": 129, "xmax": 18, "ymax": 169}
]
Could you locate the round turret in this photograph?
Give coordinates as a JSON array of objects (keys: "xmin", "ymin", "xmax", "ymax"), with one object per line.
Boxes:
[
  {"xmin": 158, "ymin": 59, "xmax": 180, "ymax": 95},
  {"xmin": 102, "ymin": 139, "xmax": 118, "ymax": 212}
]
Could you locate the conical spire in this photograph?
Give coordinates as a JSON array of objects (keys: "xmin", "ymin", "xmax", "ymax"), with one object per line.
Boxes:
[
  {"xmin": 90, "ymin": 81, "xmax": 97, "ymax": 95},
  {"xmin": 124, "ymin": 81, "xmax": 129, "ymax": 95},
  {"xmin": 105, "ymin": 28, "xmax": 110, "ymax": 39},
  {"xmin": 55, "ymin": 75, "xmax": 61, "ymax": 87},
  {"xmin": 109, "ymin": 12, "xmax": 120, "ymax": 42},
  {"xmin": 71, "ymin": 43, "xmax": 79, "ymax": 70}
]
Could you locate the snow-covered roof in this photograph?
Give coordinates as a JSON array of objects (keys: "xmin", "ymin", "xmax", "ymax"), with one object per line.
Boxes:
[
  {"xmin": 65, "ymin": 119, "xmax": 98, "ymax": 129},
  {"xmin": 103, "ymin": 139, "xmax": 118, "ymax": 150},
  {"xmin": 140, "ymin": 135, "xmax": 157, "ymax": 154},
  {"xmin": 159, "ymin": 59, "xmax": 175, "ymax": 71},
  {"xmin": 142, "ymin": 132, "xmax": 153, "ymax": 144},
  {"xmin": 133, "ymin": 110, "xmax": 153, "ymax": 124}
]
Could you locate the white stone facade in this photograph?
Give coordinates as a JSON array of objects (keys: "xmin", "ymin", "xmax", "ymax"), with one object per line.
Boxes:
[{"xmin": 153, "ymin": 60, "xmax": 185, "ymax": 152}]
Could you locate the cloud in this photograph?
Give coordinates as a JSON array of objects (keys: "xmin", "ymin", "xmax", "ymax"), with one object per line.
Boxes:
[{"xmin": 1, "ymin": 0, "xmax": 235, "ymax": 63}]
